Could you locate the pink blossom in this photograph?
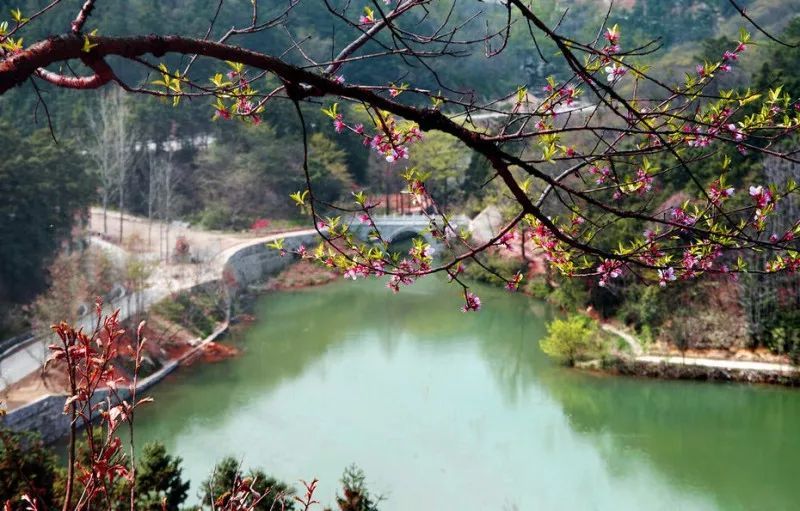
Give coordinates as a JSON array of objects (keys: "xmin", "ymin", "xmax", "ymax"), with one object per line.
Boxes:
[
  {"xmin": 635, "ymin": 168, "xmax": 653, "ymax": 194},
  {"xmin": 604, "ymin": 27, "xmax": 620, "ymax": 45},
  {"xmin": 709, "ymin": 180, "xmax": 734, "ymax": 204},
  {"xmin": 749, "ymin": 185, "xmax": 772, "ymax": 208},
  {"xmin": 723, "ymin": 51, "xmax": 737, "ymax": 61},
  {"xmin": 726, "ymin": 123, "xmax": 744, "ymax": 141},
  {"xmin": 497, "ymin": 231, "xmax": 516, "ymax": 250},
  {"xmin": 658, "ymin": 267, "xmax": 677, "ymax": 286},
  {"xmin": 588, "ymin": 166, "xmax": 611, "ymax": 185},
  {"xmin": 604, "ymin": 64, "xmax": 626, "ymax": 83},
  {"xmin": 597, "ymin": 259, "xmax": 623, "ymax": 286},
  {"xmin": 682, "ymin": 250, "xmax": 698, "ymax": 270},
  {"xmin": 333, "ymin": 114, "xmax": 346, "ymax": 133},
  {"xmin": 387, "ymin": 275, "xmax": 401, "ymax": 293},
  {"xmin": 461, "ymin": 291, "xmax": 481, "ymax": 312},
  {"xmin": 371, "ymin": 260, "xmax": 386, "ymax": 276},
  {"xmin": 687, "ymin": 135, "xmax": 710, "ymax": 148},
  {"xmin": 671, "ymin": 207, "xmax": 696, "ymax": 227},
  {"xmin": 506, "ymin": 272, "xmax": 523, "ymax": 292}
]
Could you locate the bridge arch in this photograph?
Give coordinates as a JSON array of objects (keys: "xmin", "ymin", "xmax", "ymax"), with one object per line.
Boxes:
[{"xmin": 385, "ymin": 227, "xmax": 430, "ymax": 245}]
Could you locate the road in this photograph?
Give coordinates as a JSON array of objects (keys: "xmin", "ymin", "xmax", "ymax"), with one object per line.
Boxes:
[
  {"xmin": 602, "ymin": 323, "xmax": 797, "ymax": 373},
  {"xmin": 635, "ymin": 355, "xmax": 799, "ymax": 373},
  {"xmin": 0, "ymin": 222, "xmax": 317, "ymax": 391}
]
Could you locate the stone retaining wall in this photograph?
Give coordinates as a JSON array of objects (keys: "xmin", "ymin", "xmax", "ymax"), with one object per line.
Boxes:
[
  {"xmin": 223, "ymin": 232, "xmax": 318, "ymax": 288},
  {"xmin": 605, "ymin": 357, "xmax": 800, "ymax": 386},
  {"xmin": 2, "ymin": 230, "xmax": 320, "ymax": 443},
  {"xmin": 1, "ymin": 360, "xmax": 179, "ymax": 443}
]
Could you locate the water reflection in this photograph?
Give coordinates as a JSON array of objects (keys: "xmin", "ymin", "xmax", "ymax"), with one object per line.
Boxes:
[{"xmin": 132, "ymin": 278, "xmax": 800, "ymax": 510}]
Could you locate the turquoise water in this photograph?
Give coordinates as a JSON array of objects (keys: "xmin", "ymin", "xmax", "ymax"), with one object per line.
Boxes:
[{"xmin": 131, "ymin": 278, "xmax": 800, "ymax": 510}]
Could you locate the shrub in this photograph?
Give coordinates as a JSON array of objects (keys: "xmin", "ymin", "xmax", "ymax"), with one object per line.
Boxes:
[
  {"xmin": 335, "ymin": 465, "xmax": 381, "ymax": 511},
  {"xmin": 0, "ymin": 429, "xmax": 58, "ymax": 509},
  {"xmin": 539, "ymin": 314, "xmax": 599, "ymax": 366},
  {"xmin": 136, "ymin": 442, "xmax": 191, "ymax": 511},
  {"xmin": 200, "ymin": 456, "xmax": 295, "ymax": 511},
  {"xmin": 463, "ymin": 252, "xmax": 526, "ymax": 287}
]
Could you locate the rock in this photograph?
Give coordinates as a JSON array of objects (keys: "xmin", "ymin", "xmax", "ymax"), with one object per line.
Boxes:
[{"xmin": 469, "ymin": 205, "xmax": 504, "ymax": 243}]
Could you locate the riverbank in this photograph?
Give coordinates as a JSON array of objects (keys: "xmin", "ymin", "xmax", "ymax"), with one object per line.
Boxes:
[
  {"xmin": 1, "ymin": 227, "xmax": 322, "ymax": 441},
  {"xmin": 582, "ymin": 321, "xmax": 800, "ymax": 386},
  {"xmin": 602, "ymin": 356, "xmax": 800, "ymax": 385},
  {"xmin": 461, "ymin": 250, "xmax": 800, "ymax": 386}
]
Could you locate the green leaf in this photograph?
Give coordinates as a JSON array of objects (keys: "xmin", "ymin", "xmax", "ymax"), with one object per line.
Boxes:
[
  {"xmin": 82, "ymin": 32, "xmax": 98, "ymax": 53},
  {"xmin": 290, "ymin": 190, "xmax": 309, "ymax": 206},
  {"xmin": 10, "ymin": 8, "xmax": 27, "ymax": 23}
]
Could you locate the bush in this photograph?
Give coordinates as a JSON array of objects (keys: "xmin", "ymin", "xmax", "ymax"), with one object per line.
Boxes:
[
  {"xmin": 463, "ymin": 252, "xmax": 526, "ymax": 287},
  {"xmin": 0, "ymin": 429, "xmax": 58, "ymax": 509},
  {"xmin": 762, "ymin": 309, "xmax": 800, "ymax": 361},
  {"xmin": 539, "ymin": 314, "xmax": 599, "ymax": 366},
  {"xmin": 136, "ymin": 442, "xmax": 191, "ymax": 511},
  {"xmin": 547, "ymin": 276, "xmax": 589, "ymax": 312},
  {"xmin": 335, "ymin": 465, "xmax": 381, "ymax": 511},
  {"xmin": 616, "ymin": 284, "xmax": 668, "ymax": 332},
  {"xmin": 200, "ymin": 456, "xmax": 295, "ymax": 511},
  {"xmin": 524, "ymin": 275, "xmax": 551, "ymax": 300},
  {"xmin": 152, "ymin": 290, "xmax": 225, "ymax": 337}
]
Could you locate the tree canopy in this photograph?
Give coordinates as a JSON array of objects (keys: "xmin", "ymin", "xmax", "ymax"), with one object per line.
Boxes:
[{"xmin": 0, "ymin": 0, "xmax": 799, "ymax": 312}]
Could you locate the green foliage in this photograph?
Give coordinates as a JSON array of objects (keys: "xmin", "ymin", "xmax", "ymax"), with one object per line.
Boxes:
[
  {"xmin": 0, "ymin": 125, "xmax": 93, "ymax": 303},
  {"xmin": 547, "ymin": 276, "xmax": 589, "ymax": 312},
  {"xmin": 524, "ymin": 275, "xmax": 552, "ymax": 299},
  {"xmin": 0, "ymin": 429, "xmax": 58, "ymax": 509},
  {"xmin": 335, "ymin": 465, "xmax": 381, "ymax": 511},
  {"xmin": 755, "ymin": 17, "xmax": 800, "ymax": 100},
  {"xmin": 407, "ymin": 131, "xmax": 471, "ymax": 208},
  {"xmin": 306, "ymin": 133, "xmax": 354, "ymax": 205},
  {"xmin": 616, "ymin": 284, "xmax": 668, "ymax": 332},
  {"xmin": 759, "ymin": 309, "xmax": 800, "ymax": 361},
  {"xmin": 135, "ymin": 442, "xmax": 190, "ymax": 511},
  {"xmin": 612, "ymin": 0, "xmax": 735, "ymax": 50},
  {"xmin": 200, "ymin": 456, "xmax": 295, "ymax": 511},
  {"xmin": 463, "ymin": 253, "xmax": 526, "ymax": 287},
  {"xmin": 152, "ymin": 289, "xmax": 225, "ymax": 337},
  {"xmin": 539, "ymin": 314, "xmax": 599, "ymax": 366}
]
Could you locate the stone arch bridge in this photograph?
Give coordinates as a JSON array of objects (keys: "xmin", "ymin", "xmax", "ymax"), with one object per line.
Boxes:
[{"xmin": 350, "ymin": 214, "xmax": 470, "ymax": 249}]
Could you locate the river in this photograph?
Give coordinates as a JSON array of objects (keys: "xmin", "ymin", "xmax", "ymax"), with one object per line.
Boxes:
[{"xmin": 131, "ymin": 277, "xmax": 800, "ymax": 510}]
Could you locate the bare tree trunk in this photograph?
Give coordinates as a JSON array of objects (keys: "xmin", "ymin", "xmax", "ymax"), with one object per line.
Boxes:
[
  {"xmin": 119, "ymin": 188, "xmax": 124, "ymax": 243},
  {"xmin": 102, "ymin": 196, "xmax": 108, "ymax": 235},
  {"xmin": 88, "ymin": 88, "xmax": 136, "ymax": 244}
]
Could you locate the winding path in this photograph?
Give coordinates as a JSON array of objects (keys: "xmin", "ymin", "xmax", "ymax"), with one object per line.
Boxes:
[
  {"xmin": 601, "ymin": 323, "xmax": 798, "ymax": 374},
  {"xmin": 0, "ymin": 221, "xmax": 316, "ymax": 391}
]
